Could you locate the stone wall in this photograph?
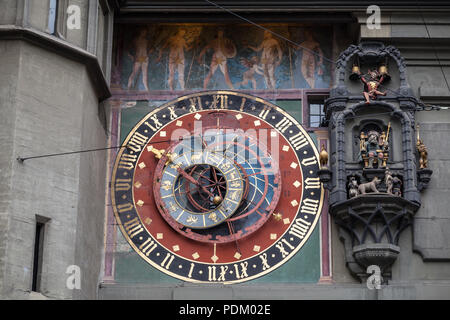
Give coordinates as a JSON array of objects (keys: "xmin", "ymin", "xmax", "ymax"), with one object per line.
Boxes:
[{"xmin": 0, "ymin": 0, "xmax": 112, "ymax": 300}]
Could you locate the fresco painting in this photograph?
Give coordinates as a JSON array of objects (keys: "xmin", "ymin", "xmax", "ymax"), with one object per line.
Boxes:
[{"xmin": 115, "ymin": 24, "xmax": 332, "ymax": 91}]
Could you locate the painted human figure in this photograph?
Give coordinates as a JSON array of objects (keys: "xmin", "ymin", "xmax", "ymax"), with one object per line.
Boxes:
[
  {"xmin": 157, "ymin": 29, "xmax": 192, "ymax": 90},
  {"xmin": 360, "ymin": 69, "xmax": 386, "ymax": 104},
  {"xmin": 236, "ymin": 56, "xmax": 264, "ymax": 89},
  {"xmin": 297, "ymin": 30, "xmax": 324, "ymax": 89},
  {"xmin": 198, "ymin": 29, "xmax": 236, "ymax": 89},
  {"xmin": 248, "ymin": 30, "xmax": 282, "ymax": 89},
  {"xmin": 127, "ymin": 29, "xmax": 152, "ymax": 91}
]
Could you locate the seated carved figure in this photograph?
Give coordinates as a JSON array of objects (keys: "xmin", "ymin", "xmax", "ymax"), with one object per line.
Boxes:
[{"xmin": 360, "ymin": 130, "xmax": 388, "ymax": 169}]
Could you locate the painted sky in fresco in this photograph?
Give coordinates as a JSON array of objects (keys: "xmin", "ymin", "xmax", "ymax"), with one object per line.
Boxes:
[{"xmin": 114, "ymin": 24, "xmax": 332, "ymax": 91}]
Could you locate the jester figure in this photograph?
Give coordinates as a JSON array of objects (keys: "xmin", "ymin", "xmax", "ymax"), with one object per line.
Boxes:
[{"xmin": 360, "ymin": 69, "xmax": 386, "ymax": 104}]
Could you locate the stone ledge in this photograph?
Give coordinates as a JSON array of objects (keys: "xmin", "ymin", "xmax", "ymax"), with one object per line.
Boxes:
[
  {"xmin": 98, "ymin": 281, "xmax": 450, "ymax": 299},
  {"xmin": 0, "ymin": 25, "xmax": 111, "ymax": 102}
]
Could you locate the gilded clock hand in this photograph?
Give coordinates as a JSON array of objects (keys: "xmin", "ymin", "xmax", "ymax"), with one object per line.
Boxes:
[{"xmin": 148, "ymin": 145, "xmax": 176, "ymax": 164}]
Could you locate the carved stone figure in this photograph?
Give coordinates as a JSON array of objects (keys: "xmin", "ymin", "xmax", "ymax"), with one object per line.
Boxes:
[
  {"xmin": 348, "ymin": 176, "xmax": 359, "ymax": 198},
  {"xmin": 360, "ymin": 130, "xmax": 387, "ymax": 169},
  {"xmin": 359, "ymin": 131, "xmax": 367, "ymax": 153},
  {"xmin": 385, "ymin": 168, "xmax": 393, "ymax": 194},
  {"xmin": 357, "ymin": 176, "xmax": 381, "ymax": 195},
  {"xmin": 392, "ymin": 176, "xmax": 402, "ymax": 197},
  {"xmin": 359, "ymin": 69, "xmax": 387, "ymax": 104}
]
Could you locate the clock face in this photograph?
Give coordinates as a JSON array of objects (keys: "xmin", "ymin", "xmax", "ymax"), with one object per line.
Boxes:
[{"xmin": 111, "ymin": 91, "xmax": 324, "ymax": 283}]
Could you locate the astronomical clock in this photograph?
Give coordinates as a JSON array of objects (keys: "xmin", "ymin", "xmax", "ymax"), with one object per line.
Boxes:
[{"xmin": 111, "ymin": 91, "xmax": 324, "ymax": 283}]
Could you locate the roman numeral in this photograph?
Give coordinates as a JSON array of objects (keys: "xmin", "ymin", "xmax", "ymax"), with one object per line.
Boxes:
[
  {"xmin": 117, "ymin": 202, "xmax": 133, "ymax": 213},
  {"xmin": 161, "ymin": 253, "xmax": 175, "ymax": 269},
  {"xmin": 114, "ymin": 178, "xmax": 132, "ymax": 191},
  {"xmin": 304, "ymin": 177, "xmax": 321, "ymax": 189},
  {"xmin": 239, "ymin": 97, "xmax": 246, "ymax": 111},
  {"xmin": 127, "ymin": 132, "xmax": 148, "ymax": 152},
  {"xmin": 211, "ymin": 95, "xmax": 228, "ymax": 109},
  {"xmin": 208, "ymin": 265, "xmax": 228, "ymax": 282},
  {"xmin": 275, "ymin": 239, "xmax": 295, "ymax": 258},
  {"xmin": 259, "ymin": 106, "xmax": 271, "ymax": 120},
  {"xmin": 123, "ymin": 217, "xmax": 143, "ymax": 238},
  {"xmin": 300, "ymin": 198, "xmax": 320, "ymax": 215},
  {"xmin": 168, "ymin": 106, "xmax": 178, "ymax": 120},
  {"xmin": 189, "ymin": 97, "xmax": 203, "ymax": 112},
  {"xmin": 289, "ymin": 218, "xmax": 312, "ymax": 240},
  {"xmin": 301, "ymin": 156, "xmax": 317, "ymax": 166},
  {"xmin": 118, "ymin": 153, "xmax": 137, "ymax": 170},
  {"xmin": 289, "ymin": 132, "xmax": 309, "ymax": 150},
  {"xmin": 139, "ymin": 238, "xmax": 157, "ymax": 256},
  {"xmin": 233, "ymin": 262, "xmax": 249, "ymax": 280},
  {"xmin": 275, "ymin": 117, "xmax": 293, "ymax": 133},
  {"xmin": 259, "ymin": 253, "xmax": 270, "ymax": 271},
  {"xmin": 208, "ymin": 266, "xmax": 217, "ymax": 281},
  {"xmin": 144, "ymin": 115, "xmax": 163, "ymax": 132},
  {"xmin": 188, "ymin": 263, "xmax": 195, "ymax": 278}
]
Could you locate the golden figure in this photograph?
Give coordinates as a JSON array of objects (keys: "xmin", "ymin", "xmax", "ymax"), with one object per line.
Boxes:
[
  {"xmin": 416, "ymin": 124, "xmax": 429, "ymax": 169},
  {"xmin": 359, "ymin": 132, "xmax": 369, "ymax": 168},
  {"xmin": 319, "ymin": 144, "xmax": 329, "ymax": 169},
  {"xmin": 380, "ymin": 122, "xmax": 390, "ymax": 167}
]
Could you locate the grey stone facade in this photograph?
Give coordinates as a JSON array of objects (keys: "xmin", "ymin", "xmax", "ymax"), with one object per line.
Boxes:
[{"xmin": 0, "ymin": 0, "xmax": 113, "ymax": 299}]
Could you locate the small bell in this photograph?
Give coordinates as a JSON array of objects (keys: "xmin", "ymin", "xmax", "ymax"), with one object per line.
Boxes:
[
  {"xmin": 350, "ymin": 65, "xmax": 361, "ymax": 81},
  {"xmin": 378, "ymin": 64, "xmax": 391, "ymax": 82}
]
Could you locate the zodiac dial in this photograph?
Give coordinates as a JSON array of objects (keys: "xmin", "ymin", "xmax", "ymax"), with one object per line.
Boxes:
[{"xmin": 111, "ymin": 91, "xmax": 324, "ymax": 283}]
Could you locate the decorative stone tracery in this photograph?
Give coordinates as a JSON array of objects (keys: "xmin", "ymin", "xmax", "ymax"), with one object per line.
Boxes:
[{"xmin": 320, "ymin": 42, "xmax": 432, "ymax": 282}]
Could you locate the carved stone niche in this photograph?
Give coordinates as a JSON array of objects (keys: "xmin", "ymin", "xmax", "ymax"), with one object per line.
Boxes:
[
  {"xmin": 330, "ymin": 194, "xmax": 419, "ymax": 282},
  {"xmin": 352, "ymin": 120, "xmax": 393, "ymax": 168},
  {"xmin": 324, "ymin": 42, "xmax": 431, "ymax": 283}
]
